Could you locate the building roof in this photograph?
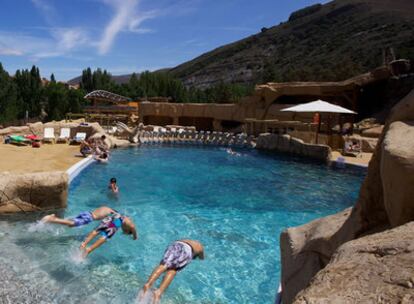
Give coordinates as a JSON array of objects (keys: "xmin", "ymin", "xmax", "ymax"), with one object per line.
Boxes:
[{"xmin": 84, "ymin": 90, "xmax": 131, "ymax": 103}]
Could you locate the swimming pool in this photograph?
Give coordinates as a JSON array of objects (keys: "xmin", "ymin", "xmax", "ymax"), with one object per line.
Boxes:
[{"xmin": 0, "ymin": 146, "xmax": 365, "ymax": 303}]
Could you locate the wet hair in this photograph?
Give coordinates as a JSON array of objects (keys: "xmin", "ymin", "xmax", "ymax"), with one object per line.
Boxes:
[
  {"xmin": 110, "ymin": 177, "xmax": 116, "ymax": 183},
  {"xmin": 102, "ymin": 153, "xmax": 108, "ymax": 158}
]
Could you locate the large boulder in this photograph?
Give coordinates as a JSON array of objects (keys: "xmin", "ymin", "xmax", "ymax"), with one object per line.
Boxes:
[
  {"xmin": 280, "ymin": 208, "xmax": 362, "ymax": 303},
  {"xmin": 361, "ymin": 125, "xmax": 384, "ymax": 138},
  {"xmin": 381, "ymin": 121, "xmax": 414, "ymax": 227},
  {"xmin": 256, "ymin": 133, "xmax": 331, "ymax": 161},
  {"xmin": 0, "ymin": 172, "xmax": 68, "ymax": 213},
  {"xmin": 280, "ymin": 89, "xmax": 414, "ymax": 303},
  {"xmin": 293, "ymin": 221, "xmax": 414, "ymax": 304}
]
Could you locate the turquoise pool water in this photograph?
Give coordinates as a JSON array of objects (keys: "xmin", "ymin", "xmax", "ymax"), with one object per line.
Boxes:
[{"xmin": 0, "ymin": 146, "xmax": 365, "ymax": 303}]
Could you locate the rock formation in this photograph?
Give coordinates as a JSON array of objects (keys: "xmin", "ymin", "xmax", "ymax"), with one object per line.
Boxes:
[
  {"xmin": 280, "ymin": 89, "xmax": 414, "ymax": 303},
  {"xmin": 256, "ymin": 133, "xmax": 331, "ymax": 161},
  {"xmin": 293, "ymin": 222, "xmax": 414, "ymax": 304},
  {"xmin": 0, "ymin": 172, "xmax": 68, "ymax": 213}
]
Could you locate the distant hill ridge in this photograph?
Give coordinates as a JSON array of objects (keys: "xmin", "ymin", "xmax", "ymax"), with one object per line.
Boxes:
[
  {"xmin": 67, "ymin": 74, "xmax": 136, "ymax": 86},
  {"xmin": 170, "ymin": 0, "xmax": 414, "ymax": 88},
  {"xmin": 68, "ymin": 0, "xmax": 414, "ymax": 88}
]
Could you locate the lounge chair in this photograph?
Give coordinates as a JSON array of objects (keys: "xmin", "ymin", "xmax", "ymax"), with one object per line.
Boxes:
[
  {"xmin": 343, "ymin": 139, "xmax": 362, "ymax": 157},
  {"xmin": 71, "ymin": 132, "xmax": 86, "ymax": 145},
  {"xmin": 57, "ymin": 128, "xmax": 71, "ymax": 143},
  {"xmin": 9, "ymin": 135, "xmax": 31, "ymax": 146},
  {"xmin": 43, "ymin": 127, "xmax": 55, "ymax": 143}
]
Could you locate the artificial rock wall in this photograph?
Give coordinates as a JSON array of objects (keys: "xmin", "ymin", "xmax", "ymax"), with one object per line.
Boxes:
[
  {"xmin": 255, "ymin": 133, "xmax": 331, "ymax": 162},
  {"xmin": 280, "ymin": 89, "xmax": 414, "ymax": 303},
  {"xmin": 0, "ymin": 172, "xmax": 68, "ymax": 213}
]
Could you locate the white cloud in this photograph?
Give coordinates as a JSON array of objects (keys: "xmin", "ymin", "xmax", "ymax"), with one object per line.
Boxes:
[
  {"xmin": 50, "ymin": 28, "xmax": 90, "ymax": 52},
  {"xmin": 31, "ymin": 0, "xmax": 57, "ymax": 23},
  {"xmin": 0, "ymin": 29, "xmax": 91, "ymax": 60},
  {"xmin": 98, "ymin": 0, "xmax": 158, "ymax": 55}
]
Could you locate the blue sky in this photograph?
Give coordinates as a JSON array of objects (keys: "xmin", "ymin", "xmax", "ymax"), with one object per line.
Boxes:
[{"xmin": 0, "ymin": 0, "xmax": 328, "ymax": 81}]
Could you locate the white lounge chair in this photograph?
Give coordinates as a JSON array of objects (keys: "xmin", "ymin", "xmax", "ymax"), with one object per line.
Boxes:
[
  {"xmin": 71, "ymin": 132, "xmax": 86, "ymax": 144},
  {"xmin": 57, "ymin": 128, "xmax": 71, "ymax": 143},
  {"xmin": 43, "ymin": 127, "xmax": 55, "ymax": 143}
]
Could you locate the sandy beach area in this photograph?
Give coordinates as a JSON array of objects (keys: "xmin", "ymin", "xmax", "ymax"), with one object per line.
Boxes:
[{"xmin": 0, "ymin": 143, "xmax": 81, "ymax": 173}]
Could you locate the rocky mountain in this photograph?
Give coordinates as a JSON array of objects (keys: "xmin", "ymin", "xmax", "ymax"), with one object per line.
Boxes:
[{"xmin": 169, "ymin": 0, "xmax": 414, "ymax": 88}]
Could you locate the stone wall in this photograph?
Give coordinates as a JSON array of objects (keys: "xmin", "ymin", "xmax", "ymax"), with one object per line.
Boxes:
[
  {"xmin": 255, "ymin": 133, "xmax": 331, "ymax": 162},
  {"xmin": 280, "ymin": 89, "xmax": 414, "ymax": 303},
  {"xmin": 0, "ymin": 172, "xmax": 68, "ymax": 213}
]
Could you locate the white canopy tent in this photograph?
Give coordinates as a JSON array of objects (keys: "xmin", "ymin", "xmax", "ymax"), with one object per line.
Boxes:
[{"xmin": 281, "ymin": 99, "xmax": 357, "ymax": 144}]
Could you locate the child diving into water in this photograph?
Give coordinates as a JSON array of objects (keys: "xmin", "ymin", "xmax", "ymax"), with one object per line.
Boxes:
[
  {"xmin": 41, "ymin": 207, "xmax": 137, "ymax": 258},
  {"xmin": 41, "ymin": 206, "xmax": 118, "ymax": 227},
  {"xmin": 80, "ymin": 212, "xmax": 137, "ymax": 258},
  {"xmin": 141, "ymin": 239, "xmax": 204, "ymax": 303}
]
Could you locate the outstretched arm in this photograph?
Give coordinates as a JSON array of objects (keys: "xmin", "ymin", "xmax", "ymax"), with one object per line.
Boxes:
[
  {"xmin": 80, "ymin": 230, "xmax": 99, "ymax": 250},
  {"xmin": 111, "ymin": 184, "xmax": 118, "ymax": 193},
  {"xmin": 83, "ymin": 236, "xmax": 106, "ymax": 258}
]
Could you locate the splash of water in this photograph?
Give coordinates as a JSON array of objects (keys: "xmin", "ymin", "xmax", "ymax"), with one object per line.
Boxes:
[
  {"xmin": 136, "ymin": 289, "xmax": 154, "ymax": 304},
  {"xmin": 226, "ymin": 148, "xmax": 241, "ymax": 157},
  {"xmin": 68, "ymin": 246, "xmax": 88, "ymax": 265},
  {"xmin": 28, "ymin": 221, "xmax": 61, "ymax": 234}
]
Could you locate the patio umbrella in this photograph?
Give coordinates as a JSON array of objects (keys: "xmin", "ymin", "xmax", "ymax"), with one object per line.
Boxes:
[{"xmin": 280, "ymin": 99, "xmax": 357, "ymax": 144}]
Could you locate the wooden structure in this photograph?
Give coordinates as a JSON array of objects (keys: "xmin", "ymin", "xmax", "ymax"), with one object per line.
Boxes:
[{"xmin": 80, "ymin": 90, "xmax": 138, "ymax": 125}]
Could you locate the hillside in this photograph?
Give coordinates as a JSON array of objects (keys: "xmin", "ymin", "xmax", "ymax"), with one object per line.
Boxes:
[
  {"xmin": 67, "ymin": 73, "xmax": 135, "ymax": 86},
  {"xmin": 169, "ymin": 0, "xmax": 414, "ymax": 88}
]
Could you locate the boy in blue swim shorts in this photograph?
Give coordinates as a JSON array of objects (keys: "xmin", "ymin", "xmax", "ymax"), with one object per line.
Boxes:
[
  {"xmin": 41, "ymin": 206, "xmax": 117, "ymax": 227},
  {"xmin": 79, "ymin": 212, "xmax": 137, "ymax": 258}
]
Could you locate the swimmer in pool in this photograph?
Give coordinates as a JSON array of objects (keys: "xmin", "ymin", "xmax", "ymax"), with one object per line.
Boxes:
[
  {"xmin": 108, "ymin": 177, "xmax": 119, "ymax": 193},
  {"xmin": 41, "ymin": 206, "xmax": 118, "ymax": 227},
  {"xmin": 141, "ymin": 239, "xmax": 204, "ymax": 303},
  {"xmin": 80, "ymin": 212, "xmax": 137, "ymax": 258},
  {"xmin": 226, "ymin": 148, "xmax": 240, "ymax": 156},
  {"xmin": 95, "ymin": 152, "xmax": 109, "ymax": 163}
]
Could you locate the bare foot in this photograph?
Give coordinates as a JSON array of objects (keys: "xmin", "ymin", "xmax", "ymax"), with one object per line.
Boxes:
[
  {"xmin": 81, "ymin": 248, "xmax": 89, "ymax": 259},
  {"xmin": 142, "ymin": 283, "xmax": 150, "ymax": 294},
  {"xmin": 138, "ymin": 284, "xmax": 150, "ymax": 301},
  {"xmin": 152, "ymin": 290, "xmax": 161, "ymax": 304},
  {"xmin": 41, "ymin": 214, "xmax": 56, "ymax": 223}
]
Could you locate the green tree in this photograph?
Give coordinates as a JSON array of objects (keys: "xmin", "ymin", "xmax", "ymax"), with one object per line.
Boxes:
[{"xmin": 0, "ymin": 63, "xmax": 20, "ymax": 123}]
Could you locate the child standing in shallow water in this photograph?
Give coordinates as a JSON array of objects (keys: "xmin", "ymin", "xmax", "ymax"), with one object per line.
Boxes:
[{"xmin": 109, "ymin": 177, "xmax": 119, "ymax": 193}]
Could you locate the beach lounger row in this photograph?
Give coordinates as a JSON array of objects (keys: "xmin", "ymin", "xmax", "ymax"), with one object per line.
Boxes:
[
  {"xmin": 139, "ymin": 128, "xmax": 255, "ymax": 148},
  {"xmin": 6, "ymin": 128, "xmax": 87, "ymax": 146},
  {"xmin": 43, "ymin": 127, "xmax": 72, "ymax": 143}
]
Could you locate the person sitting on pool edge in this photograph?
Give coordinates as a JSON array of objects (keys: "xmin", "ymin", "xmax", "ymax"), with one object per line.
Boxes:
[
  {"xmin": 41, "ymin": 206, "xmax": 118, "ymax": 227},
  {"xmin": 80, "ymin": 140, "xmax": 93, "ymax": 157},
  {"xmin": 80, "ymin": 211, "xmax": 137, "ymax": 258},
  {"xmin": 108, "ymin": 177, "xmax": 119, "ymax": 193},
  {"xmin": 141, "ymin": 239, "xmax": 204, "ymax": 303}
]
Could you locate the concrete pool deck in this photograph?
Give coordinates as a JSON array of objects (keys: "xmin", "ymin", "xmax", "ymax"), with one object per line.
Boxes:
[
  {"xmin": 331, "ymin": 151, "xmax": 373, "ymax": 168},
  {"xmin": 0, "ymin": 143, "xmax": 81, "ymax": 173}
]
